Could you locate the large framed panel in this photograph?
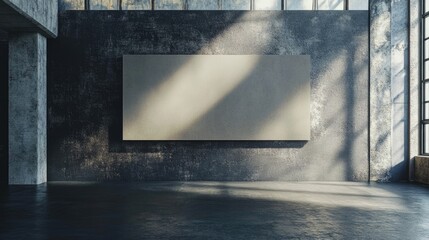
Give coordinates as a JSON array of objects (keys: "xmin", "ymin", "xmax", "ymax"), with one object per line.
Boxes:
[{"xmin": 123, "ymin": 55, "xmax": 310, "ymax": 141}]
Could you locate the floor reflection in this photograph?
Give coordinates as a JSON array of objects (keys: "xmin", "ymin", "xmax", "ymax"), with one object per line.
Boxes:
[{"xmin": 0, "ymin": 182, "xmax": 428, "ymax": 239}]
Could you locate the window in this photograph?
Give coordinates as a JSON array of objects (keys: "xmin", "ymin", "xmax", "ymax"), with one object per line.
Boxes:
[{"xmin": 71, "ymin": 0, "xmax": 368, "ymax": 11}]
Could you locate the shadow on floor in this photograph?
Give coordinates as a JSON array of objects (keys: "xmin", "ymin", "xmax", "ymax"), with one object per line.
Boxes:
[{"xmin": 0, "ymin": 182, "xmax": 428, "ymax": 239}]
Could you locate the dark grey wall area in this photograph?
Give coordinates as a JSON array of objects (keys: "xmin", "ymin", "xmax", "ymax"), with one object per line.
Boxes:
[
  {"xmin": 0, "ymin": 31, "xmax": 7, "ymax": 186},
  {"xmin": 48, "ymin": 11, "xmax": 369, "ymax": 181}
]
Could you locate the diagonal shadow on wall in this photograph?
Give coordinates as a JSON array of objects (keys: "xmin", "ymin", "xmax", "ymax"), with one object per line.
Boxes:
[{"xmin": 47, "ymin": 11, "xmax": 369, "ymax": 181}]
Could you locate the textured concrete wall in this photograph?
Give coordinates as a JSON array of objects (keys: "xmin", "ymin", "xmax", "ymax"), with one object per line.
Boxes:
[
  {"xmin": 0, "ymin": 36, "xmax": 7, "ymax": 186},
  {"xmin": 415, "ymin": 156, "xmax": 429, "ymax": 184},
  {"xmin": 9, "ymin": 33, "xmax": 47, "ymax": 184},
  {"xmin": 2, "ymin": 0, "xmax": 58, "ymax": 37},
  {"xmin": 370, "ymin": 0, "xmax": 391, "ymax": 181},
  {"xmin": 48, "ymin": 11, "xmax": 368, "ymax": 181}
]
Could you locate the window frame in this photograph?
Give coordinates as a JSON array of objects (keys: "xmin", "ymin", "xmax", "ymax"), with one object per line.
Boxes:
[{"xmin": 421, "ymin": 0, "xmax": 429, "ymax": 155}]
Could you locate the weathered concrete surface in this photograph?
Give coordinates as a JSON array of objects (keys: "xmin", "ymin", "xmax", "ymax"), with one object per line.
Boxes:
[
  {"xmin": 154, "ymin": 0, "xmax": 184, "ymax": 10},
  {"xmin": 122, "ymin": 0, "xmax": 151, "ymax": 10},
  {"xmin": 59, "ymin": 0, "xmax": 84, "ymax": 11},
  {"xmin": 9, "ymin": 33, "xmax": 47, "ymax": 184},
  {"xmin": 409, "ymin": 0, "xmax": 420, "ymax": 179},
  {"xmin": 0, "ymin": 0, "xmax": 58, "ymax": 37},
  {"xmin": 0, "ymin": 32, "xmax": 7, "ymax": 186},
  {"xmin": 90, "ymin": 0, "xmax": 118, "ymax": 10},
  {"xmin": 48, "ymin": 11, "xmax": 368, "ymax": 181},
  {"xmin": 370, "ymin": 0, "xmax": 391, "ymax": 181},
  {"xmin": 415, "ymin": 156, "xmax": 429, "ymax": 184}
]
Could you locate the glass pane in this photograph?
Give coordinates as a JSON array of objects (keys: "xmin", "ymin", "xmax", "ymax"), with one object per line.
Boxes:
[
  {"xmin": 154, "ymin": 0, "xmax": 184, "ymax": 10},
  {"xmin": 425, "ymin": 103, "xmax": 429, "ymax": 119},
  {"xmin": 425, "ymin": 40, "xmax": 429, "ymax": 59},
  {"xmin": 122, "ymin": 0, "xmax": 151, "ymax": 10},
  {"xmin": 425, "ymin": 124, "xmax": 429, "ymax": 153},
  {"xmin": 255, "ymin": 0, "xmax": 281, "ymax": 10},
  {"xmin": 287, "ymin": 0, "xmax": 313, "ymax": 10},
  {"xmin": 188, "ymin": 0, "xmax": 218, "ymax": 10},
  {"xmin": 222, "ymin": 0, "xmax": 250, "ymax": 10},
  {"xmin": 59, "ymin": 0, "xmax": 85, "ymax": 11},
  {"xmin": 425, "ymin": 18, "xmax": 429, "ymax": 38},
  {"xmin": 426, "ymin": 0, "xmax": 429, "ymax": 14},
  {"xmin": 425, "ymin": 82, "xmax": 429, "ymax": 101},
  {"xmin": 90, "ymin": 0, "xmax": 119, "ymax": 10},
  {"xmin": 425, "ymin": 61, "xmax": 429, "ymax": 79},
  {"xmin": 349, "ymin": 0, "xmax": 367, "ymax": 10},
  {"xmin": 425, "ymin": 60, "xmax": 429, "ymax": 79},
  {"xmin": 318, "ymin": 0, "xmax": 344, "ymax": 10}
]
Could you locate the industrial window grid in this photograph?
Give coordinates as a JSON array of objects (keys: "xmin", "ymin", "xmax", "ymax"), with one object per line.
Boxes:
[
  {"xmin": 422, "ymin": 0, "xmax": 429, "ymax": 155},
  {"xmin": 82, "ymin": 0, "xmax": 360, "ymax": 11}
]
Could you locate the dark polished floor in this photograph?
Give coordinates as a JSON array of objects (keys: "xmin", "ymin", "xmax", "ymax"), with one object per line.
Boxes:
[{"xmin": 1, "ymin": 182, "xmax": 428, "ymax": 240}]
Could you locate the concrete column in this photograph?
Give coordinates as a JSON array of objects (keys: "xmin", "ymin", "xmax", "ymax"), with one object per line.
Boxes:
[
  {"xmin": 9, "ymin": 33, "xmax": 46, "ymax": 185},
  {"xmin": 370, "ymin": 0, "xmax": 410, "ymax": 181},
  {"xmin": 370, "ymin": 0, "xmax": 392, "ymax": 181},
  {"xmin": 409, "ymin": 0, "xmax": 420, "ymax": 180},
  {"xmin": 390, "ymin": 0, "xmax": 409, "ymax": 181}
]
